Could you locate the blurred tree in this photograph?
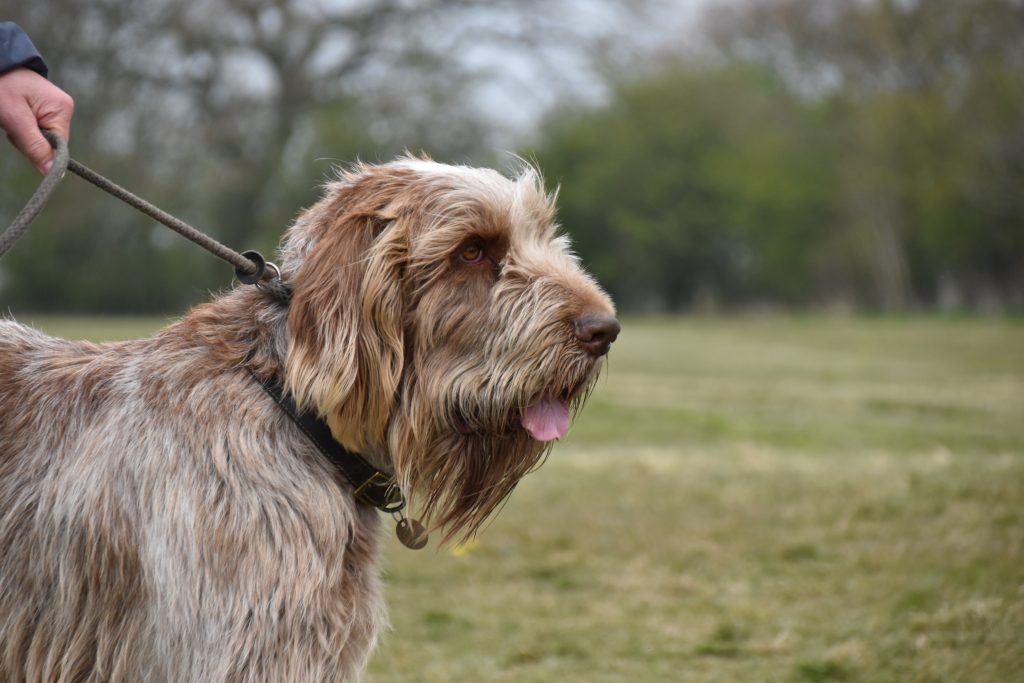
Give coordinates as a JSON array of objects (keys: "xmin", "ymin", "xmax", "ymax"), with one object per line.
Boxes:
[
  {"xmin": 4, "ymin": 0, "xmax": 1022, "ymax": 313},
  {"xmin": 707, "ymin": 0, "xmax": 1024, "ymax": 311},
  {"xmin": 532, "ymin": 63, "xmax": 835, "ymax": 311},
  {"xmin": 535, "ymin": 0, "xmax": 1024, "ymax": 313},
  {"xmin": 0, "ymin": 0, "xmax": 648, "ymax": 312}
]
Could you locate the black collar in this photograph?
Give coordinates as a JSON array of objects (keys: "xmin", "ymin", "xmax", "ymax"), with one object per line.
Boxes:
[{"xmin": 248, "ymin": 369, "xmax": 405, "ymax": 514}]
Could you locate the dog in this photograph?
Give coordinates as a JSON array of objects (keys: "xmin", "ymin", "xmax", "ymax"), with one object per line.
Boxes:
[{"xmin": 0, "ymin": 158, "xmax": 618, "ymax": 681}]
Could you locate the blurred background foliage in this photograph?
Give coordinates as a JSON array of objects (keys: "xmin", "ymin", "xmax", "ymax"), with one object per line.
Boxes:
[{"xmin": 0, "ymin": 0, "xmax": 1021, "ymax": 314}]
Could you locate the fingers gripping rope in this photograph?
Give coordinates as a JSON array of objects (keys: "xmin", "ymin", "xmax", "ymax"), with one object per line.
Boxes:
[{"xmin": 1, "ymin": 131, "xmax": 290, "ymax": 302}]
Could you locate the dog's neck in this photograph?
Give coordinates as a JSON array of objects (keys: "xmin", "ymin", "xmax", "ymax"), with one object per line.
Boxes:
[
  {"xmin": 173, "ymin": 285, "xmax": 394, "ymax": 473},
  {"xmin": 248, "ymin": 368, "xmax": 404, "ymax": 512}
]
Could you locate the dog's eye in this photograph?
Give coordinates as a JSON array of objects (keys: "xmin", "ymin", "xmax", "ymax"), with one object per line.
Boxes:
[{"xmin": 459, "ymin": 244, "xmax": 485, "ymax": 264}]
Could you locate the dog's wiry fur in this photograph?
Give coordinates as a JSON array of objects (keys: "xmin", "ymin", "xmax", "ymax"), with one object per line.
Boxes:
[{"xmin": 0, "ymin": 158, "xmax": 615, "ymax": 681}]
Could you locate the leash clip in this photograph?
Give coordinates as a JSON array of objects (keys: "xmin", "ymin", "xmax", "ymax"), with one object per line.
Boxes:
[{"xmin": 254, "ymin": 262, "xmax": 281, "ymax": 290}]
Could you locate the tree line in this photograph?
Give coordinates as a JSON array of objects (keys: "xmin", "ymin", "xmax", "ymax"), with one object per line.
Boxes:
[
  {"xmin": 535, "ymin": 0, "xmax": 1024, "ymax": 312},
  {"xmin": 1, "ymin": 0, "xmax": 1021, "ymax": 313}
]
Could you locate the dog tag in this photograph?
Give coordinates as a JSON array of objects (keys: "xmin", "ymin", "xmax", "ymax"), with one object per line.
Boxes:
[{"xmin": 396, "ymin": 517, "xmax": 429, "ymax": 550}]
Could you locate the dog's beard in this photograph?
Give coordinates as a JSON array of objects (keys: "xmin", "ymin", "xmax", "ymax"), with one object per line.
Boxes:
[
  {"xmin": 390, "ymin": 426, "xmax": 551, "ymax": 544},
  {"xmin": 388, "ymin": 355, "xmax": 600, "ymax": 544}
]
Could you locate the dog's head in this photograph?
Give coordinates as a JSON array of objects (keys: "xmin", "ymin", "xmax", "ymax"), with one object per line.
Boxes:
[{"xmin": 280, "ymin": 158, "xmax": 618, "ymax": 540}]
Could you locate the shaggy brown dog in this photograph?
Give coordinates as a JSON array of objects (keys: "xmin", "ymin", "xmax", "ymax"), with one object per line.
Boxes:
[{"xmin": 0, "ymin": 158, "xmax": 618, "ymax": 681}]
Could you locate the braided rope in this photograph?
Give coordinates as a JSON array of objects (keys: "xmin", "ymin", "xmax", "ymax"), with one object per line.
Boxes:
[{"xmin": 1, "ymin": 131, "xmax": 290, "ymax": 301}]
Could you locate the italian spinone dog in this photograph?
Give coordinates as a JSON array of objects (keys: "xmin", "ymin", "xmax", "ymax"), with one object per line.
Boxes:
[{"xmin": 0, "ymin": 158, "xmax": 619, "ymax": 681}]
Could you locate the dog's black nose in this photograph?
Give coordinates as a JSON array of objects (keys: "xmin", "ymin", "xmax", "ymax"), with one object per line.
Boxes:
[{"xmin": 573, "ymin": 313, "xmax": 620, "ymax": 357}]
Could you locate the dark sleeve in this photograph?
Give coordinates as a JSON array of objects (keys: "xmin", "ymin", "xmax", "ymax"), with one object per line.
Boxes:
[{"xmin": 0, "ymin": 22, "xmax": 48, "ymax": 78}]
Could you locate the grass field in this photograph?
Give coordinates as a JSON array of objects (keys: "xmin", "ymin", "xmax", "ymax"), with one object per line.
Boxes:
[{"xmin": 24, "ymin": 315, "xmax": 1024, "ymax": 682}]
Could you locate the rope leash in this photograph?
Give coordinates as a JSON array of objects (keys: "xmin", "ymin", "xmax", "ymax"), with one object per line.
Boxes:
[
  {"xmin": 1, "ymin": 131, "xmax": 290, "ymax": 302},
  {"xmin": 0, "ymin": 132, "xmax": 69, "ymax": 258}
]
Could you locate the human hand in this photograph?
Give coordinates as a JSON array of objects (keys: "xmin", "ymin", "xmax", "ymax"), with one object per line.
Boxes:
[{"xmin": 0, "ymin": 68, "xmax": 73, "ymax": 175}]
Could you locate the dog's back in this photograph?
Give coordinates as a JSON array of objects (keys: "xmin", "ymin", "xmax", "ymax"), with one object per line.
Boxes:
[{"xmin": 0, "ymin": 320, "xmax": 118, "ymax": 446}]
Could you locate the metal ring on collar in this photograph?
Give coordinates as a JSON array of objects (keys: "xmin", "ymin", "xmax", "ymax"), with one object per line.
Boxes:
[{"xmin": 255, "ymin": 261, "xmax": 282, "ymax": 289}]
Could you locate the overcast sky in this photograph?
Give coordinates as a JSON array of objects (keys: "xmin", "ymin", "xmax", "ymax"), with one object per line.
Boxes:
[{"xmin": 467, "ymin": 0, "xmax": 720, "ymax": 146}]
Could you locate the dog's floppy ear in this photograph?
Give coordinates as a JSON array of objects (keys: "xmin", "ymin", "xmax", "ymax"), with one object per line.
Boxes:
[{"xmin": 285, "ymin": 169, "xmax": 410, "ymax": 452}]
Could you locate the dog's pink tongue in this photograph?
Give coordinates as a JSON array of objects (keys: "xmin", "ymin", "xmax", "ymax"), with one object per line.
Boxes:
[{"xmin": 522, "ymin": 398, "xmax": 571, "ymax": 442}]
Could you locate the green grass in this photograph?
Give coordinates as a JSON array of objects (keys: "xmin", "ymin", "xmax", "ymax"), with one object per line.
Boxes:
[
  {"xmin": 14, "ymin": 314, "xmax": 173, "ymax": 342},
  {"xmin": 24, "ymin": 315, "xmax": 1024, "ymax": 682}
]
